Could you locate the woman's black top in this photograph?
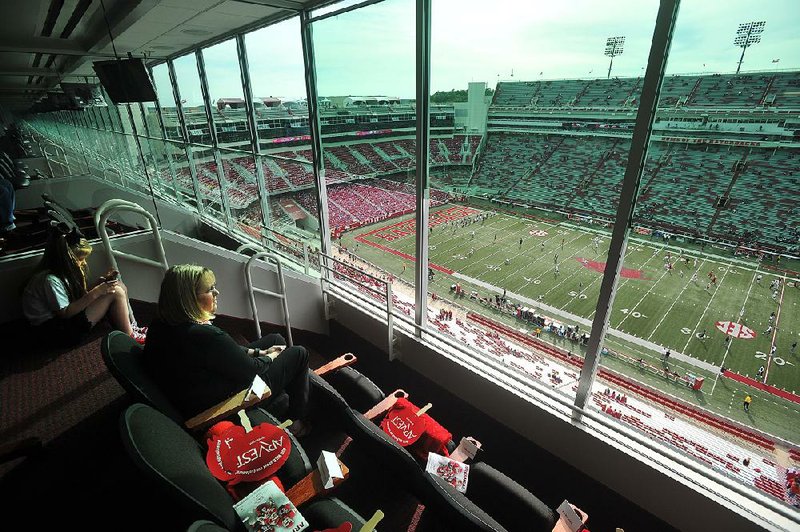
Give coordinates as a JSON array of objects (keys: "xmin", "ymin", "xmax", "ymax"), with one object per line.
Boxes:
[{"xmin": 142, "ymin": 318, "xmax": 272, "ymax": 419}]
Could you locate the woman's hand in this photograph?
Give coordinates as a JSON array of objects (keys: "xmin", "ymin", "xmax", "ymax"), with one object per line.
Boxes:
[
  {"xmin": 264, "ymin": 345, "xmax": 285, "ymax": 360},
  {"xmin": 98, "ymin": 269, "xmax": 119, "ymax": 283},
  {"xmin": 89, "ymin": 279, "xmax": 118, "ymax": 299}
]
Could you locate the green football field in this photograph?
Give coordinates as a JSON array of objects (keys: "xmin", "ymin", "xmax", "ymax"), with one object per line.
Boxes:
[{"xmin": 341, "ymin": 203, "xmax": 800, "ymax": 443}]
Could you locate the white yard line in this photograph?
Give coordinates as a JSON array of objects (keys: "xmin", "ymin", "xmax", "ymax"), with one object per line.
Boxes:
[
  {"xmin": 763, "ymin": 277, "xmax": 786, "ymax": 383},
  {"xmin": 647, "ymin": 259, "xmax": 708, "ymax": 342},
  {"xmin": 682, "ymin": 266, "xmax": 732, "ymax": 353},
  {"xmin": 711, "ymin": 268, "xmax": 759, "ymax": 395},
  {"xmin": 617, "ymin": 268, "xmax": 670, "ymax": 329},
  {"xmin": 511, "ymin": 230, "xmax": 588, "ymax": 292},
  {"xmin": 454, "ymin": 271, "xmax": 720, "ymax": 373}
]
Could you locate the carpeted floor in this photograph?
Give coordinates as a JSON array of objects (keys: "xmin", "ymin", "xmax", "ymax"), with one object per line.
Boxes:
[{"xmin": 0, "ymin": 301, "xmax": 676, "ymax": 531}]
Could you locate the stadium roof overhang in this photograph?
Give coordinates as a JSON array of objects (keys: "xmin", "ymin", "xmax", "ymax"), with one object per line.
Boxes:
[{"xmin": 0, "ymin": 0, "xmax": 334, "ymax": 113}]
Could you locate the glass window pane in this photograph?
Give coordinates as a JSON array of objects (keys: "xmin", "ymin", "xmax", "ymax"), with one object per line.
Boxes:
[
  {"xmin": 246, "ymin": 18, "xmax": 319, "ymax": 269},
  {"xmin": 598, "ymin": 0, "xmax": 800, "ymax": 503},
  {"xmin": 190, "ymin": 146, "xmax": 225, "ymax": 217},
  {"xmin": 166, "ymin": 142, "xmax": 198, "ymax": 210},
  {"xmin": 173, "ymin": 53, "xmax": 210, "ymax": 145},
  {"xmin": 313, "ymin": 0, "xmax": 416, "ymax": 310},
  {"xmin": 151, "ymin": 63, "xmax": 183, "ymax": 142},
  {"xmin": 202, "ymin": 39, "xmax": 251, "ymax": 148},
  {"xmin": 424, "ymin": 0, "xmax": 658, "ymax": 407}
]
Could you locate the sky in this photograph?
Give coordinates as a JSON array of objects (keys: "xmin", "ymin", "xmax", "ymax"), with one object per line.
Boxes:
[{"xmin": 153, "ymin": 0, "xmax": 800, "ymax": 106}]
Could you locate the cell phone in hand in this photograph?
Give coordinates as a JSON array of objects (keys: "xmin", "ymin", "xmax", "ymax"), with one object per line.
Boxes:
[
  {"xmin": 105, "ymin": 270, "xmax": 119, "ymax": 282},
  {"xmin": 266, "ymin": 345, "xmax": 286, "ymax": 354}
]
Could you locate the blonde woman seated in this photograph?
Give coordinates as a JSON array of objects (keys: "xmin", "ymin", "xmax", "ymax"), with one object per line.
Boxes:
[
  {"xmin": 142, "ymin": 264, "xmax": 310, "ymax": 436},
  {"xmin": 22, "ymin": 223, "xmax": 143, "ymax": 347}
]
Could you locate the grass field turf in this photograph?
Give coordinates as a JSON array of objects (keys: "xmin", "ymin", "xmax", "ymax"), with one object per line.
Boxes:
[{"xmin": 342, "ymin": 204, "xmax": 800, "ymax": 443}]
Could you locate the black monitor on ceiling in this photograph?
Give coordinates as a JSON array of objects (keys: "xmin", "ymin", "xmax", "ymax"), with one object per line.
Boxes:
[{"xmin": 92, "ymin": 58, "xmax": 157, "ymax": 104}]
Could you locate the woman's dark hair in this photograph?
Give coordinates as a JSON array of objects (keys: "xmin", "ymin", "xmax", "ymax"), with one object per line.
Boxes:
[{"xmin": 35, "ymin": 222, "xmax": 92, "ymax": 301}]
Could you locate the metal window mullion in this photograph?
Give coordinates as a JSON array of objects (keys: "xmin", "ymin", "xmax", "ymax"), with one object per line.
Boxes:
[
  {"xmin": 573, "ymin": 0, "xmax": 680, "ymax": 419},
  {"xmin": 168, "ymin": 59, "xmax": 205, "ymax": 215},
  {"xmin": 136, "ymin": 102, "xmax": 167, "ymax": 198},
  {"xmin": 236, "ymin": 34, "xmax": 273, "ymax": 235},
  {"xmin": 300, "ymin": 12, "xmax": 332, "ymax": 261},
  {"xmin": 309, "ymin": 0, "xmax": 386, "ymax": 23},
  {"xmin": 65, "ymin": 109, "xmax": 92, "ymax": 174},
  {"xmin": 196, "ymin": 49, "xmax": 233, "ymax": 229},
  {"xmin": 123, "ymin": 103, "xmax": 163, "ymax": 226},
  {"xmin": 414, "ymin": 0, "xmax": 432, "ymax": 336},
  {"xmin": 102, "ymin": 101, "xmax": 135, "ymax": 186},
  {"xmin": 148, "ymin": 66, "xmax": 184, "ymax": 203}
]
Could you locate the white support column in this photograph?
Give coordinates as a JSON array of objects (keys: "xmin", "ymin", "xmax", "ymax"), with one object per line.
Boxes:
[
  {"xmin": 414, "ymin": 0, "xmax": 432, "ymax": 337},
  {"xmin": 573, "ymin": 0, "xmax": 680, "ymax": 419}
]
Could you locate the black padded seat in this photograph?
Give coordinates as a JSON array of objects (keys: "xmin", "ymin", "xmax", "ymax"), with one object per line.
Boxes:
[
  {"xmin": 121, "ymin": 403, "xmax": 314, "ymax": 531},
  {"xmin": 324, "ymin": 365, "xmax": 385, "ymax": 413},
  {"xmin": 299, "ymin": 497, "xmax": 368, "ymax": 529},
  {"xmin": 186, "ymin": 521, "xmax": 227, "ymax": 532},
  {"xmin": 420, "ymin": 461, "xmax": 557, "ymax": 532},
  {"xmin": 105, "ymin": 331, "xmax": 310, "ymax": 488},
  {"xmin": 102, "ymin": 330, "xmax": 184, "ymax": 423},
  {"xmin": 309, "ymin": 371, "xmax": 352, "ymax": 429},
  {"xmin": 342, "ymin": 406, "xmax": 427, "ymax": 494},
  {"xmin": 120, "ymin": 403, "xmax": 243, "ymax": 530},
  {"xmin": 101, "ymin": 330, "xmax": 290, "ymax": 423}
]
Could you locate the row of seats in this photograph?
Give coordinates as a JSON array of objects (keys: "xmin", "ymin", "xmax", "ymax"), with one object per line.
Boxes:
[
  {"xmin": 102, "ymin": 329, "xmax": 564, "ymax": 531},
  {"xmin": 469, "ymin": 132, "xmax": 799, "ymax": 249},
  {"xmin": 493, "ymin": 71, "xmax": 800, "ymax": 109},
  {"xmin": 459, "ymin": 312, "xmax": 789, "ymax": 503},
  {"xmin": 291, "ymin": 181, "xmax": 450, "ymax": 233}
]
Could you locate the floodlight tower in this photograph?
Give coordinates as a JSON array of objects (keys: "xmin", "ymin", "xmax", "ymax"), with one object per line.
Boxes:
[
  {"xmin": 734, "ymin": 21, "xmax": 765, "ymax": 74},
  {"xmin": 604, "ymin": 36, "xmax": 625, "ymax": 79}
]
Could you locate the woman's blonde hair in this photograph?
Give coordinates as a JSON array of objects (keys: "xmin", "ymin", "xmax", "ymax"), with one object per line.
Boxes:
[{"xmin": 157, "ymin": 264, "xmax": 216, "ymax": 325}]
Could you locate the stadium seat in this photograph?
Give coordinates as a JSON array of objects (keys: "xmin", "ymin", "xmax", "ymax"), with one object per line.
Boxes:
[
  {"xmin": 101, "ymin": 331, "xmax": 310, "ymax": 490},
  {"xmin": 121, "ymin": 403, "xmax": 365, "ymax": 531}
]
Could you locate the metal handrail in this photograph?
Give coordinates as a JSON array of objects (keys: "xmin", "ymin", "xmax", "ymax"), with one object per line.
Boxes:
[
  {"xmin": 41, "ymin": 143, "xmax": 70, "ymax": 176},
  {"xmin": 244, "ymin": 252, "xmax": 293, "ymax": 346},
  {"xmin": 94, "ymin": 199, "xmax": 169, "ymax": 275},
  {"xmin": 319, "ymin": 251, "xmax": 395, "ymax": 359},
  {"xmin": 102, "ymin": 166, "xmax": 126, "ymax": 187}
]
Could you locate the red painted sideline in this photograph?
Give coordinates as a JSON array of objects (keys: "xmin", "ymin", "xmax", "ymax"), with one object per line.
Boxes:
[
  {"xmin": 722, "ymin": 370, "xmax": 800, "ymax": 405},
  {"xmin": 353, "ymin": 235, "xmax": 454, "ymax": 275},
  {"xmin": 467, "ymin": 313, "xmax": 776, "ymax": 451},
  {"xmin": 761, "ymin": 263, "xmax": 800, "ymax": 277}
]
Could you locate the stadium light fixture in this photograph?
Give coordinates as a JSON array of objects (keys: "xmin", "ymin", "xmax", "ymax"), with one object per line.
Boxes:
[
  {"xmin": 733, "ymin": 20, "xmax": 765, "ymax": 74},
  {"xmin": 604, "ymin": 36, "xmax": 625, "ymax": 79}
]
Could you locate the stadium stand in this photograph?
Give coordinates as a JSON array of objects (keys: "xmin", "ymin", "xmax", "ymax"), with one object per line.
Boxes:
[{"xmin": 494, "ymin": 71, "xmax": 800, "ymax": 109}]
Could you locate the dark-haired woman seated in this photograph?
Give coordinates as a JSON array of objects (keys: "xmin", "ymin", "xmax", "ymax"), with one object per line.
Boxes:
[
  {"xmin": 22, "ymin": 225, "xmax": 143, "ymax": 347},
  {"xmin": 142, "ymin": 264, "xmax": 310, "ymax": 436}
]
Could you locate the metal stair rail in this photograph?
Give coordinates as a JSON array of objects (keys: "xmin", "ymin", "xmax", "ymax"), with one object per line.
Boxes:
[
  {"xmin": 102, "ymin": 166, "xmax": 126, "ymax": 187},
  {"xmin": 94, "ymin": 199, "xmax": 169, "ymax": 275},
  {"xmin": 40, "ymin": 142, "xmax": 70, "ymax": 177},
  {"xmin": 242, "ymin": 248, "xmax": 293, "ymax": 346}
]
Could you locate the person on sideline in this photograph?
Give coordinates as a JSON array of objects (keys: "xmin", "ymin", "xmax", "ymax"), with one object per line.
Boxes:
[
  {"xmin": 142, "ymin": 264, "xmax": 311, "ymax": 436},
  {"xmin": 743, "ymin": 394, "xmax": 752, "ymax": 413},
  {"xmin": 22, "ymin": 223, "xmax": 142, "ymax": 346}
]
